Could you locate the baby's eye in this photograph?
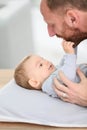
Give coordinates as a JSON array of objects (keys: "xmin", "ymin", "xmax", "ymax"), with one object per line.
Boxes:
[{"xmin": 40, "ymin": 63, "xmax": 43, "ymax": 67}]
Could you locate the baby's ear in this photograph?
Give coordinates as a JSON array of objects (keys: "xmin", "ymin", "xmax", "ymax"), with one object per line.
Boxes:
[{"xmin": 28, "ymin": 79, "xmax": 40, "ymax": 89}]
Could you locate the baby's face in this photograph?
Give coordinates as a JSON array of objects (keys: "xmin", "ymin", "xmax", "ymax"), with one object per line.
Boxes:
[{"xmin": 24, "ymin": 55, "xmax": 56, "ymax": 89}]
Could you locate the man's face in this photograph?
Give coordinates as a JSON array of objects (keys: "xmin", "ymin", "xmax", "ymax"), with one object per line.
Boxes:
[{"xmin": 40, "ymin": 0, "xmax": 87, "ymax": 47}]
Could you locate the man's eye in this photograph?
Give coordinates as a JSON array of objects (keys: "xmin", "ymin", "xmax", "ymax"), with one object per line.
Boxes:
[{"xmin": 40, "ymin": 63, "xmax": 43, "ymax": 67}]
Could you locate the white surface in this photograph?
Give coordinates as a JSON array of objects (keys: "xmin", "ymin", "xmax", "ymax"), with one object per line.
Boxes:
[{"xmin": 0, "ymin": 79, "xmax": 87, "ymax": 127}]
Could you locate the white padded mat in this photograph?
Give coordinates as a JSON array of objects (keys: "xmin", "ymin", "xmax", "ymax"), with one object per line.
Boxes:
[{"xmin": 0, "ymin": 79, "xmax": 87, "ymax": 127}]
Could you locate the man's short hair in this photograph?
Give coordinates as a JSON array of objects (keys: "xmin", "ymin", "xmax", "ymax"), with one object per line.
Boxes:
[{"xmin": 46, "ymin": 0, "xmax": 87, "ymax": 11}]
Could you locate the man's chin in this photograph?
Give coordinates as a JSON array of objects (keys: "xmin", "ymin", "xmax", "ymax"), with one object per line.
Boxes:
[
  {"xmin": 73, "ymin": 42, "xmax": 80, "ymax": 48},
  {"xmin": 69, "ymin": 38, "xmax": 87, "ymax": 48},
  {"xmin": 56, "ymin": 33, "xmax": 87, "ymax": 48}
]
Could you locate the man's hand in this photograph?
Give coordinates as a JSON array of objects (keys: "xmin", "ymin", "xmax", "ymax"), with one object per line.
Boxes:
[{"xmin": 53, "ymin": 68, "xmax": 87, "ymax": 107}]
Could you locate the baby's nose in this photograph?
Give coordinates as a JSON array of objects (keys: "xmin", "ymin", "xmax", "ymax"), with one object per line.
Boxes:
[{"xmin": 45, "ymin": 60, "xmax": 50, "ymax": 65}]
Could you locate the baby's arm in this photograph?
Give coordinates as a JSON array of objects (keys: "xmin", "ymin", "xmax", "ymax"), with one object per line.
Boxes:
[
  {"xmin": 59, "ymin": 40, "xmax": 77, "ymax": 66},
  {"xmin": 58, "ymin": 40, "xmax": 77, "ymax": 82}
]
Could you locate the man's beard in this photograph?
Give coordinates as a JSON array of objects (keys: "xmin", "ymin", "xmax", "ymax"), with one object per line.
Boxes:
[{"xmin": 56, "ymin": 22, "xmax": 87, "ymax": 48}]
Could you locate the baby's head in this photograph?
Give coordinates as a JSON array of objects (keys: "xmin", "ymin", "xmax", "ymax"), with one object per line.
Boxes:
[{"xmin": 14, "ymin": 54, "xmax": 55, "ymax": 90}]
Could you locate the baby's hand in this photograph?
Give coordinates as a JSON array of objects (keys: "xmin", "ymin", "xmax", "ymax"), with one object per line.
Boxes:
[{"xmin": 62, "ymin": 40, "xmax": 75, "ymax": 54}]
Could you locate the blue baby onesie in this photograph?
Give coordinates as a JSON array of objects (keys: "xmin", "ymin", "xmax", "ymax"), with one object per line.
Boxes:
[{"xmin": 42, "ymin": 52, "xmax": 87, "ymax": 98}]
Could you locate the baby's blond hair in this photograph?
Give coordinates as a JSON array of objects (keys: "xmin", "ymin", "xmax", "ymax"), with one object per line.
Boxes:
[{"xmin": 14, "ymin": 55, "xmax": 36, "ymax": 90}]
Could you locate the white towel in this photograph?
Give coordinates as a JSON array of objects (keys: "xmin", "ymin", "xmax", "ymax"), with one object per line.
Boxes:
[{"xmin": 0, "ymin": 79, "xmax": 87, "ymax": 127}]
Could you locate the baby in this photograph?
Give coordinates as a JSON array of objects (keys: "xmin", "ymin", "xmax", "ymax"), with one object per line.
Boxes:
[{"xmin": 14, "ymin": 40, "xmax": 87, "ymax": 98}]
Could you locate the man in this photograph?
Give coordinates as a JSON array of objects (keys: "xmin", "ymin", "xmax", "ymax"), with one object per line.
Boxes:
[{"xmin": 40, "ymin": 0, "xmax": 87, "ymax": 106}]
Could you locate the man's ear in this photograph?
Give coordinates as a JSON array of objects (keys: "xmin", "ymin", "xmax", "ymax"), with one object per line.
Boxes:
[
  {"xmin": 28, "ymin": 79, "xmax": 40, "ymax": 88},
  {"xmin": 64, "ymin": 9, "xmax": 79, "ymax": 28}
]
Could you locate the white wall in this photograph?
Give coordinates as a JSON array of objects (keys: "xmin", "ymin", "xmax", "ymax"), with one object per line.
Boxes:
[{"xmin": 0, "ymin": 0, "xmax": 34, "ymax": 68}]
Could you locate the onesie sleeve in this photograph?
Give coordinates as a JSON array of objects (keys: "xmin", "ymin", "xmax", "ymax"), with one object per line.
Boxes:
[{"xmin": 59, "ymin": 54, "xmax": 77, "ymax": 82}]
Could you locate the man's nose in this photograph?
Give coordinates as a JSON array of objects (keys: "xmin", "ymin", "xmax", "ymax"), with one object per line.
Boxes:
[{"xmin": 47, "ymin": 25, "xmax": 56, "ymax": 37}]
